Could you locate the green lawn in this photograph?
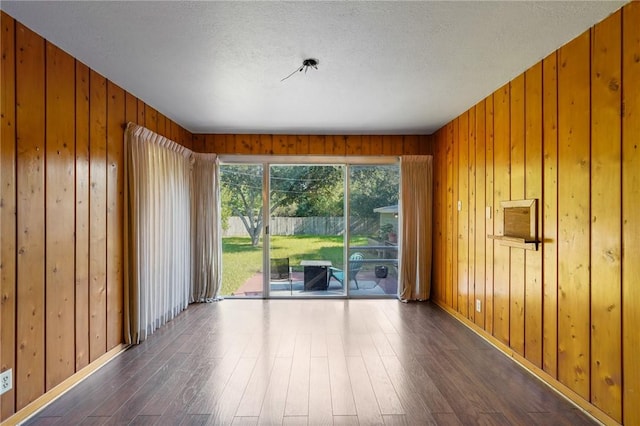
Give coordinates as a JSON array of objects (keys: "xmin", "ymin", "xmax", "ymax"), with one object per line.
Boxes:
[{"xmin": 221, "ymin": 235, "xmax": 368, "ymax": 296}]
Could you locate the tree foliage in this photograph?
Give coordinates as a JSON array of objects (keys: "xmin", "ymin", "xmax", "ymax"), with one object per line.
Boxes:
[
  {"xmin": 220, "ymin": 164, "xmax": 399, "ymax": 246},
  {"xmin": 349, "ymin": 165, "xmax": 399, "ymax": 219},
  {"xmin": 221, "ymin": 165, "xmax": 343, "ymax": 246}
]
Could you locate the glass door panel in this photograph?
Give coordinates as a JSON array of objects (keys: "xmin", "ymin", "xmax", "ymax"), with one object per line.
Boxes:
[
  {"xmin": 268, "ymin": 164, "xmax": 345, "ymax": 297},
  {"xmin": 219, "ymin": 164, "xmax": 265, "ymax": 297},
  {"xmin": 348, "ymin": 164, "xmax": 400, "ymax": 296}
]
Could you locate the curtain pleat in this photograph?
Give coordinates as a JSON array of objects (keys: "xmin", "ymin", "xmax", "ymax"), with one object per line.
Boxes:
[
  {"xmin": 124, "ymin": 123, "xmax": 220, "ymax": 345},
  {"xmin": 399, "ymin": 155, "xmax": 433, "ymax": 301},
  {"xmin": 190, "ymin": 154, "xmax": 222, "ymax": 302}
]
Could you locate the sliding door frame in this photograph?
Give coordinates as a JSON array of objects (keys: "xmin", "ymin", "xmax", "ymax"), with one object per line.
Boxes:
[{"xmin": 219, "ymin": 155, "xmax": 399, "ymax": 299}]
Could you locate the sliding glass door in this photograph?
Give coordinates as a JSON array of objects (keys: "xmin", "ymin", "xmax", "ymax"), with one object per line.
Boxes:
[
  {"xmin": 219, "ymin": 164, "xmax": 265, "ymax": 298},
  {"xmin": 220, "ymin": 157, "xmax": 399, "ymax": 298},
  {"xmin": 268, "ymin": 164, "xmax": 345, "ymax": 297},
  {"xmin": 348, "ymin": 165, "xmax": 399, "ymax": 296}
]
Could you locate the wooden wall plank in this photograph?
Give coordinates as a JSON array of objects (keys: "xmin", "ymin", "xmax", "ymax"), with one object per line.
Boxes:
[
  {"xmin": 136, "ymin": 99, "xmax": 145, "ymax": 127},
  {"xmin": 403, "ymin": 135, "xmax": 418, "ymax": 155},
  {"xmin": 370, "ymin": 135, "xmax": 382, "ymax": 156},
  {"xmin": 445, "ymin": 124, "xmax": 454, "ymax": 307},
  {"xmin": 242, "ymin": 134, "xmax": 255, "ymax": 154},
  {"xmin": 474, "ymin": 100, "xmax": 486, "ymax": 328},
  {"xmin": 251, "ymin": 134, "xmax": 262, "ymax": 154},
  {"xmin": 524, "ymin": 62, "xmax": 543, "ymax": 369},
  {"xmin": 509, "ymin": 74, "xmax": 526, "ymax": 356},
  {"xmin": 493, "ymin": 84, "xmax": 511, "ymax": 345},
  {"xmin": 0, "ymin": 11, "xmax": 17, "ymax": 419},
  {"xmin": 432, "ymin": 131, "xmax": 443, "ymax": 300},
  {"xmin": 308, "ymin": 135, "xmax": 325, "ymax": 154},
  {"xmin": 219, "ymin": 134, "xmax": 232, "ymax": 153},
  {"xmin": 468, "ymin": 107, "xmax": 476, "ymax": 320},
  {"xmin": 145, "ymin": 104, "xmax": 158, "ymax": 133},
  {"xmin": 15, "ymin": 22, "xmax": 46, "ymax": 409},
  {"xmin": 258, "ymin": 134, "xmax": 271, "ymax": 155},
  {"xmin": 557, "ymin": 31, "xmax": 591, "ymax": 399},
  {"xmin": 382, "ymin": 135, "xmax": 394, "ymax": 156},
  {"xmin": 156, "ymin": 112, "xmax": 166, "ymax": 138},
  {"xmin": 451, "ymin": 119, "xmax": 459, "ymax": 312},
  {"xmin": 485, "ymin": 95, "xmax": 495, "ymax": 335},
  {"xmin": 590, "ymin": 12, "xmax": 622, "ymax": 421},
  {"xmin": 75, "ymin": 61, "xmax": 90, "ymax": 371},
  {"xmin": 331, "ymin": 135, "xmax": 347, "ymax": 155},
  {"xmin": 345, "ymin": 135, "xmax": 361, "ymax": 156},
  {"xmin": 542, "ymin": 52, "xmax": 559, "ymax": 379},
  {"xmin": 89, "ymin": 70, "xmax": 108, "ymax": 362},
  {"xmin": 45, "ymin": 42, "xmax": 76, "ymax": 390},
  {"xmin": 191, "ymin": 135, "xmax": 203, "ymax": 152},
  {"xmin": 106, "ymin": 81, "xmax": 125, "ymax": 350},
  {"xmin": 125, "ymin": 93, "xmax": 137, "ymax": 124},
  {"xmin": 273, "ymin": 135, "xmax": 286, "ymax": 154},
  {"xmin": 458, "ymin": 112, "xmax": 469, "ymax": 318},
  {"xmin": 622, "ymin": 4, "xmax": 640, "ymax": 425}
]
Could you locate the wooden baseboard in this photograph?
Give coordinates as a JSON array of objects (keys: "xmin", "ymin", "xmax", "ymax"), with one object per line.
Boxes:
[
  {"xmin": 1, "ymin": 344, "xmax": 129, "ymax": 426},
  {"xmin": 432, "ymin": 300, "xmax": 619, "ymax": 426}
]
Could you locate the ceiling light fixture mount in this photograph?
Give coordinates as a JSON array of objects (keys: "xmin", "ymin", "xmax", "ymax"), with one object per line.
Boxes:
[{"xmin": 281, "ymin": 58, "xmax": 320, "ymax": 82}]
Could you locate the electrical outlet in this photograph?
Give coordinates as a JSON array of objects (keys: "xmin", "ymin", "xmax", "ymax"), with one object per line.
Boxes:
[
  {"xmin": 457, "ymin": 200, "xmax": 462, "ymax": 211},
  {"xmin": 475, "ymin": 299, "xmax": 482, "ymax": 313},
  {"xmin": 0, "ymin": 369, "xmax": 12, "ymax": 395}
]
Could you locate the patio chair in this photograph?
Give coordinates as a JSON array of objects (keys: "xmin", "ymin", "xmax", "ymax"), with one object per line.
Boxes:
[
  {"xmin": 328, "ymin": 252, "xmax": 364, "ymax": 289},
  {"xmin": 270, "ymin": 258, "xmax": 293, "ymax": 294}
]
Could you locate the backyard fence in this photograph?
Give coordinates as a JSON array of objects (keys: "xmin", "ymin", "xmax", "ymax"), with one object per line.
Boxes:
[{"xmin": 223, "ymin": 216, "xmax": 378, "ymax": 237}]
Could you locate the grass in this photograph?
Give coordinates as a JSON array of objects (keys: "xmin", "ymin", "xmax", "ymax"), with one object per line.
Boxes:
[{"xmin": 221, "ymin": 235, "xmax": 368, "ymax": 295}]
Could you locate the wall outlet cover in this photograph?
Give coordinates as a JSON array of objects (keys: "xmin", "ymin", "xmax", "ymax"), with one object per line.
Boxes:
[{"xmin": 0, "ymin": 369, "xmax": 12, "ymax": 395}]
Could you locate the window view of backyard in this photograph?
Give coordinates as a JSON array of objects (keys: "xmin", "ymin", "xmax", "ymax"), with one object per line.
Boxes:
[{"xmin": 219, "ymin": 161, "xmax": 399, "ymax": 298}]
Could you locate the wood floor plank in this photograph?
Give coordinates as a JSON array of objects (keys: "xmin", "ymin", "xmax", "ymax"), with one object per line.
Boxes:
[
  {"xmin": 21, "ymin": 300, "xmax": 596, "ymax": 426},
  {"xmin": 282, "ymin": 415, "xmax": 309, "ymax": 425},
  {"xmin": 362, "ymin": 354, "xmax": 404, "ymax": 415},
  {"xmin": 326, "ymin": 334, "xmax": 357, "ymax": 416},
  {"xmin": 346, "ymin": 356, "xmax": 384, "ymax": 424},
  {"xmin": 380, "ymin": 355, "xmax": 438, "ymax": 425},
  {"xmin": 129, "ymin": 415, "xmax": 161, "ymax": 425},
  {"xmin": 257, "ymin": 356, "xmax": 293, "ymax": 424},
  {"xmin": 308, "ymin": 357, "xmax": 333, "ymax": 426},
  {"xmin": 310, "ymin": 332, "xmax": 328, "ymax": 357},
  {"xmin": 332, "ymin": 415, "xmax": 360, "ymax": 425},
  {"xmin": 235, "ymin": 356, "xmax": 276, "ymax": 417},
  {"xmin": 209, "ymin": 356, "xmax": 257, "ymax": 425},
  {"xmin": 284, "ymin": 334, "xmax": 311, "ymax": 416},
  {"xmin": 231, "ymin": 416, "xmax": 258, "ymax": 425},
  {"xmin": 382, "ymin": 414, "xmax": 410, "ymax": 425}
]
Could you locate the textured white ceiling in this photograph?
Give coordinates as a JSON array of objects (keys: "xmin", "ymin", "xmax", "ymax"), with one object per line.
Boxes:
[{"xmin": 1, "ymin": 1, "xmax": 626, "ymax": 135}]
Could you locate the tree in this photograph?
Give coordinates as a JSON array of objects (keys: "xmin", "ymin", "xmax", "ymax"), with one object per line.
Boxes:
[
  {"xmin": 221, "ymin": 165, "xmax": 343, "ymax": 246},
  {"xmin": 349, "ymin": 165, "xmax": 399, "ymax": 219}
]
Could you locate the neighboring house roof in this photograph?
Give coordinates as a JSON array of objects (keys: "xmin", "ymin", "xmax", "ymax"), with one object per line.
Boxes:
[{"xmin": 373, "ymin": 205, "xmax": 398, "ymax": 214}]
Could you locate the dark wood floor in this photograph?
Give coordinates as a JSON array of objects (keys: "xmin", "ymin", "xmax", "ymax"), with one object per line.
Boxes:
[{"xmin": 25, "ymin": 300, "xmax": 595, "ymax": 425}]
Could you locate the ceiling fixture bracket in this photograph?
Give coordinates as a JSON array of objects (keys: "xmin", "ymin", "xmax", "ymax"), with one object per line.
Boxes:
[{"xmin": 281, "ymin": 58, "xmax": 319, "ymax": 82}]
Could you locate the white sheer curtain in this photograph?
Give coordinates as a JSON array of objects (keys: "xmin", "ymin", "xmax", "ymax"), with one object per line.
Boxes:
[
  {"xmin": 190, "ymin": 154, "xmax": 222, "ymax": 302},
  {"xmin": 399, "ymin": 155, "xmax": 433, "ymax": 301},
  {"xmin": 124, "ymin": 123, "xmax": 221, "ymax": 345}
]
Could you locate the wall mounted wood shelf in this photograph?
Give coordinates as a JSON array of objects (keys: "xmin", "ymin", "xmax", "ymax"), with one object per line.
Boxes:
[{"xmin": 488, "ymin": 199, "xmax": 539, "ymax": 250}]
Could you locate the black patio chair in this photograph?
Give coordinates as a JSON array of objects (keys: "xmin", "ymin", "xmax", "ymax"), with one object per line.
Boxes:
[{"xmin": 270, "ymin": 258, "xmax": 293, "ymax": 294}]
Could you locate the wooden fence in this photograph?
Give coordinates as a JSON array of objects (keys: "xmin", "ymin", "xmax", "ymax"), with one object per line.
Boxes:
[{"xmin": 223, "ymin": 217, "xmax": 378, "ymax": 237}]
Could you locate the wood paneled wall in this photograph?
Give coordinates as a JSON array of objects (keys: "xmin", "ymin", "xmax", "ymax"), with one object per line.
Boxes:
[
  {"xmin": 431, "ymin": 4, "xmax": 639, "ymax": 425},
  {"xmin": 192, "ymin": 134, "xmax": 432, "ymax": 156},
  {"xmin": 0, "ymin": 11, "xmax": 193, "ymax": 421}
]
